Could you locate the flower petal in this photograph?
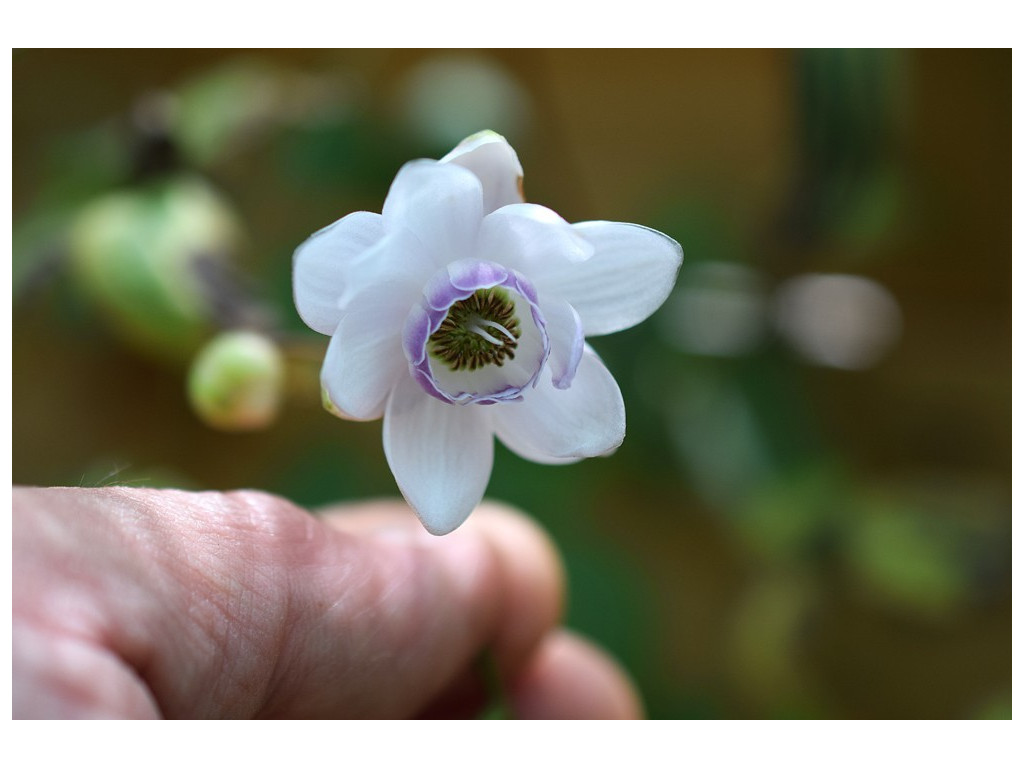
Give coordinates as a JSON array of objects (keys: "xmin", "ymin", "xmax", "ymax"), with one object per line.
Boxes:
[
  {"xmin": 440, "ymin": 130, "xmax": 524, "ymax": 214},
  {"xmin": 491, "ymin": 346, "xmax": 624, "ymax": 463},
  {"xmin": 382, "ymin": 159, "xmax": 483, "ymax": 267},
  {"xmin": 478, "ymin": 204, "xmax": 593, "ymax": 274},
  {"xmin": 383, "ymin": 374, "xmax": 494, "ymax": 535},
  {"xmin": 445, "ymin": 258, "xmax": 509, "ymax": 293},
  {"xmin": 541, "ymin": 221, "xmax": 683, "ymax": 337},
  {"xmin": 292, "ymin": 211, "xmax": 385, "ymax": 335},
  {"xmin": 539, "ymin": 297, "xmax": 584, "ymax": 389},
  {"xmin": 320, "ymin": 283, "xmax": 412, "ymax": 421}
]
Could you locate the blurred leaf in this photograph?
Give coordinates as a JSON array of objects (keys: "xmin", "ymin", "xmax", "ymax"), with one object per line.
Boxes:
[
  {"xmin": 734, "ymin": 462, "xmax": 849, "ymax": 564},
  {"xmin": 787, "ymin": 49, "xmax": 908, "ymax": 253},
  {"xmin": 845, "ymin": 499, "xmax": 972, "ymax": 619},
  {"xmin": 13, "ymin": 207, "xmax": 72, "ymax": 299},
  {"xmin": 728, "ymin": 573, "xmax": 820, "ymax": 713},
  {"xmin": 664, "ymin": 364, "xmax": 775, "ymax": 508},
  {"xmin": 832, "ymin": 166, "xmax": 904, "ymax": 252},
  {"xmin": 36, "ymin": 122, "xmax": 129, "ymax": 206},
  {"xmin": 14, "ymin": 123, "xmax": 130, "ymax": 298},
  {"xmin": 174, "ymin": 60, "xmax": 288, "ymax": 167},
  {"xmin": 270, "ymin": 429, "xmax": 393, "ymax": 510},
  {"xmin": 973, "ymin": 690, "xmax": 1011, "ymax": 720},
  {"xmin": 67, "ymin": 174, "xmax": 243, "ymax": 362},
  {"xmin": 277, "ymin": 114, "xmax": 410, "ymax": 194},
  {"xmin": 649, "ymin": 198, "xmax": 746, "ymax": 268},
  {"xmin": 561, "ymin": 539, "xmax": 657, "ymax": 703}
]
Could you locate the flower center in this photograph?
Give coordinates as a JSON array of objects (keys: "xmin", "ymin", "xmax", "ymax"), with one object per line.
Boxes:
[{"xmin": 428, "ymin": 287, "xmax": 522, "ymax": 372}]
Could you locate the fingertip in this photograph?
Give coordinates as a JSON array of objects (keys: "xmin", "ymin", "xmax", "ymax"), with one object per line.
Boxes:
[
  {"xmin": 320, "ymin": 499, "xmax": 566, "ymax": 668},
  {"xmin": 512, "ymin": 629, "xmax": 644, "ymax": 720},
  {"xmin": 319, "ymin": 498, "xmax": 568, "ymax": 689},
  {"xmin": 457, "ymin": 501, "xmax": 567, "ymax": 671}
]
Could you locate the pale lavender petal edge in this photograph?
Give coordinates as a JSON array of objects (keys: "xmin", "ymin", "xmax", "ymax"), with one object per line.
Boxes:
[{"xmin": 402, "ymin": 261, "xmax": 549, "ymax": 405}]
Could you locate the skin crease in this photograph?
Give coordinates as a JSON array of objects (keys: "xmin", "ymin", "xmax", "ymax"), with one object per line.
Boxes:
[{"xmin": 12, "ymin": 487, "xmax": 642, "ymax": 719}]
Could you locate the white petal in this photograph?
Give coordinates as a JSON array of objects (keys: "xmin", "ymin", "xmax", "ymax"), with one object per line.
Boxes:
[
  {"xmin": 538, "ymin": 221, "xmax": 683, "ymax": 337},
  {"xmin": 539, "ymin": 297, "xmax": 584, "ymax": 389},
  {"xmin": 382, "ymin": 159, "xmax": 483, "ymax": 267},
  {"xmin": 491, "ymin": 346, "xmax": 624, "ymax": 463},
  {"xmin": 383, "ymin": 375, "xmax": 494, "ymax": 535},
  {"xmin": 440, "ymin": 130, "xmax": 525, "ymax": 214},
  {"xmin": 350, "ymin": 226, "xmax": 438, "ymax": 307},
  {"xmin": 292, "ymin": 211, "xmax": 385, "ymax": 335},
  {"xmin": 493, "ymin": 430, "xmax": 582, "ymax": 466},
  {"xmin": 477, "ymin": 204, "xmax": 593, "ymax": 274},
  {"xmin": 320, "ymin": 284, "xmax": 411, "ymax": 421}
]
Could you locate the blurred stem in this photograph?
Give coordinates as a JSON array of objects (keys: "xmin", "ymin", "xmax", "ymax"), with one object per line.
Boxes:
[
  {"xmin": 280, "ymin": 336, "xmax": 327, "ymax": 402},
  {"xmin": 476, "ymin": 648, "xmax": 513, "ymax": 719}
]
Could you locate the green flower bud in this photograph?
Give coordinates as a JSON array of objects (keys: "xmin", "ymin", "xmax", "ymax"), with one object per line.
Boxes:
[
  {"xmin": 68, "ymin": 174, "xmax": 242, "ymax": 362},
  {"xmin": 187, "ymin": 331, "xmax": 284, "ymax": 431}
]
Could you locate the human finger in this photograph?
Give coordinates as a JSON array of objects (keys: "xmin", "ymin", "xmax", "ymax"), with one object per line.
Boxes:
[
  {"xmin": 13, "ymin": 487, "xmax": 565, "ymax": 719},
  {"xmin": 312, "ymin": 500, "xmax": 566, "ymax": 717},
  {"xmin": 510, "ymin": 628, "xmax": 644, "ymax": 719}
]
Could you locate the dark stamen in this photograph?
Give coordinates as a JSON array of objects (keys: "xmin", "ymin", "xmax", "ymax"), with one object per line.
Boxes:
[{"xmin": 428, "ymin": 287, "xmax": 522, "ymax": 372}]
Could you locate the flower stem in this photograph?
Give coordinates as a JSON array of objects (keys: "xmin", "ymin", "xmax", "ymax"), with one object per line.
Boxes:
[{"xmin": 476, "ymin": 648, "xmax": 514, "ymax": 719}]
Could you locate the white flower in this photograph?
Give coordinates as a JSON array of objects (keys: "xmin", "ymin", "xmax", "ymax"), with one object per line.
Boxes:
[{"xmin": 293, "ymin": 130, "xmax": 682, "ymax": 534}]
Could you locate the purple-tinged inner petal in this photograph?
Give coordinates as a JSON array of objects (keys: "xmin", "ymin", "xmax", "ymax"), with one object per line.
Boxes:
[
  {"xmin": 542, "ymin": 299, "xmax": 585, "ymax": 390},
  {"xmin": 402, "ymin": 304, "xmax": 432, "ymax": 366},
  {"xmin": 447, "ymin": 258, "xmax": 508, "ymax": 292},
  {"xmin": 403, "ymin": 261, "xmax": 549, "ymax": 405}
]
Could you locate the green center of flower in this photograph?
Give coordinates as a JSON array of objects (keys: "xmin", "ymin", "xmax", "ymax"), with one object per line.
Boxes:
[{"xmin": 429, "ymin": 287, "xmax": 522, "ymax": 372}]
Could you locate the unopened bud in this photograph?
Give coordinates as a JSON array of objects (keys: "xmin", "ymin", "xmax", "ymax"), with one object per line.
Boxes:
[{"xmin": 188, "ymin": 331, "xmax": 284, "ymax": 431}]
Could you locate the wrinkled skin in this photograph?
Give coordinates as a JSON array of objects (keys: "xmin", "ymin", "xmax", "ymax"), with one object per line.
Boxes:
[{"xmin": 13, "ymin": 487, "xmax": 641, "ymax": 719}]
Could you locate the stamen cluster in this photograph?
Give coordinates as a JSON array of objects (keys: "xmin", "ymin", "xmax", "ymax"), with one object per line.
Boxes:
[{"xmin": 428, "ymin": 287, "xmax": 521, "ymax": 371}]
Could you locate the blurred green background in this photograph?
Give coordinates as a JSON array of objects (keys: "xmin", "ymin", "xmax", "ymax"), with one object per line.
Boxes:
[{"xmin": 12, "ymin": 49, "xmax": 1010, "ymax": 719}]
